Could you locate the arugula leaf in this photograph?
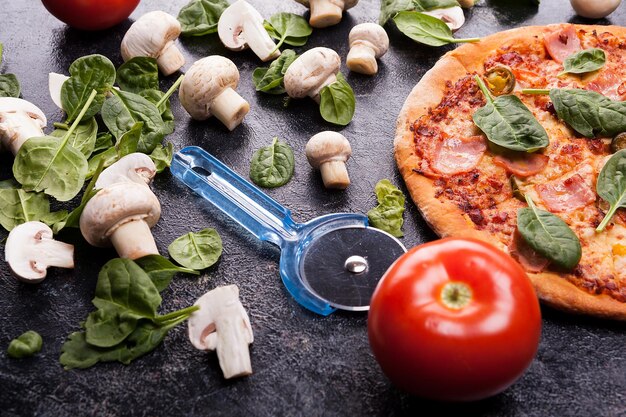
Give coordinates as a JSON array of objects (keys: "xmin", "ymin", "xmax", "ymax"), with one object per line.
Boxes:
[
  {"xmin": 135, "ymin": 254, "xmax": 199, "ymax": 292},
  {"xmin": 473, "ymin": 76, "xmax": 549, "ymax": 152},
  {"xmin": 50, "ymin": 117, "xmax": 98, "ymax": 158},
  {"xmin": 116, "ymin": 57, "xmax": 159, "ymax": 93},
  {"xmin": 517, "ymin": 195, "xmax": 581, "ymax": 270},
  {"xmin": 149, "ymin": 142, "xmax": 174, "ymax": 173},
  {"xmin": 0, "ymin": 73, "xmax": 20, "ymax": 97},
  {"xmin": 168, "ymin": 228, "xmax": 223, "ymax": 270},
  {"xmin": 379, "ymin": 0, "xmax": 460, "ymax": 25},
  {"xmin": 596, "ymin": 149, "xmax": 626, "ymax": 232},
  {"xmin": 367, "ymin": 179, "xmax": 406, "ymax": 238},
  {"xmin": 249, "ymin": 137, "xmax": 295, "ymax": 188},
  {"xmin": 7, "ymin": 331, "xmax": 43, "ymax": 359},
  {"xmin": 319, "ymin": 73, "xmax": 356, "ymax": 126},
  {"xmin": 392, "ymin": 11, "xmax": 478, "ymax": 46},
  {"xmin": 177, "ymin": 0, "xmax": 230, "ymax": 36},
  {"xmin": 264, "ymin": 13, "xmax": 312, "ymax": 52},
  {"xmin": 560, "ymin": 48, "xmax": 605, "ymax": 76},
  {"xmin": 252, "ymin": 50, "xmax": 298, "ymax": 94}
]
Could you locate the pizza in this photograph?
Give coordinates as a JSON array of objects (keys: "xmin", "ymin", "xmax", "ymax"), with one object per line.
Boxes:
[{"xmin": 395, "ymin": 24, "xmax": 626, "ymax": 320}]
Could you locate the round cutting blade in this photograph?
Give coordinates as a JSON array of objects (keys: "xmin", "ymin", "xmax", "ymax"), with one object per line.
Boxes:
[{"xmin": 300, "ymin": 226, "xmax": 406, "ymax": 311}]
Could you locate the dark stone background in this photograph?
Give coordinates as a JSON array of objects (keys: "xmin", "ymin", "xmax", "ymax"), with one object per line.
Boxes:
[{"xmin": 0, "ymin": 0, "xmax": 624, "ymax": 416}]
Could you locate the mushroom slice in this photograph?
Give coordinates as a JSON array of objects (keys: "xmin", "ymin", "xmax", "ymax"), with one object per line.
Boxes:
[
  {"xmin": 306, "ymin": 131, "xmax": 352, "ymax": 189},
  {"xmin": 422, "ymin": 6, "xmax": 465, "ymax": 31},
  {"xmin": 218, "ymin": 0, "xmax": 280, "ymax": 62},
  {"xmin": 284, "ymin": 47, "xmax": 341, "ymax": 103},
  {"xmin": 5, "ymin": 221, "xmax": 74, "ymax": 283},
  {"xmin": 48, "ymin": 72, "xmax": 69, "ymax": 109},
  {"xmin": 0, "ymin": 97, "xmax": 47, "ymax": 155},
  {"xmin": 188, "ymin": 285, "xmax": 254, "ymax": 379},
  {"xmin": 96, "ymin": 153, "xmax": 157, "ymax": 189}
]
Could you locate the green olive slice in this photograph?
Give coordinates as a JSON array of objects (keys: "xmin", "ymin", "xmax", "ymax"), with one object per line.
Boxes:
[
  {"xmin": 611, "ymin": 132, "xmax": 626, "ymax": 153},
  {"xmin": 484, "ymin": 66, "xmax": 516, "ymax": 96}
]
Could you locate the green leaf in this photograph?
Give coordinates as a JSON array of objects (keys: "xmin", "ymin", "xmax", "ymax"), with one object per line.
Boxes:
[
  {"xmin": 252, "ymin": 50, "xmax": 298, "ymax": 94},
  {"xmin": 7, "ymin": 331, "xmax": 43, "ymax": 359},
  {"xmin": 177, "ymin": 0, "xmax": 230, "ymax": 36},
  {"xmin": 139, "ymin": 89, "xmax": 175, "ymax": 135},
  {"xmin": 319, "ymin": 73, "xmax": 356, "ymax": 126},
  {"xmin": 249, "ymin": 137, "xmax": 295, "ymax": 188},
  {"xmin": 101, "ymin": 89, "xmax": 165, "ymax": 154},
  {"xmin": 560, "ymin": 48, "xmax": 606, "ymax": 76},
  {"xmin": 367, "ymin": 179, "xmax": 405, "ymax": 238},
  {"xmin": 0, "ymin": 43, "xmax": 3, "ymax": 66},
  {"xmin": 116, "ymin": 57, "xmax": 159, "ymax": 93},
  {"xmin": 549, "ymin": 88, "xmax": 626, "ymax": 138},
  {"xmin": 149, "ymin": 142, "xmax": 174, "ymax": 173},
  {"xmin": 0, "ymin": 73, "xmax": 20, "ymax": 97},
  {"xmin": 596, "ymin": 149, "xmax": 626, "ymax": 232},
  {"xmin": 86, "ymin": 122, "xmax": 142, "ymax": 178},
  {"xmin": 93, "ymin": 132, "xmax": 114, "ymax": 154},
  {"xmin": 393, "ymin": 11, "xmax": 479, "ymax": 46},
  {"xmin": 168, "ymin": 228, "xmax": 223, "ymax": 270},
  {"xmin": 517, "ymin": 195, "xmax": 581, "ymax": 270},
  {"xmin": 0, "ymin": 188, "xmax": 51, "ymax": 231},
  {"xmin": 473, "ymin": 76, "xmax": 549, "ymax": 152},
  {"xmin": 265, "ymin": 13, "xmax": 312, "ymax": 51},
  {"xmin": 379, "ymin": 0, "xmax": 459, "ymax": 25},
  {"xmin": 50, "ymin": 117, "xmax": 98, "ymax": 158},
  {"xmin": 135, "ymin": 254, "xmax": 199, "ymax": 292},
  {"xmin": 61, "ymin": 54, "xmax": 116, "ymax": 123}
]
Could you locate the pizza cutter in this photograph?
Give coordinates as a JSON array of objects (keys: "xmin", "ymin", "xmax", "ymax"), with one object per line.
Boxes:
[{"xmin": 171, "ymin": 146, "xmax": 406, "ymax": 316}]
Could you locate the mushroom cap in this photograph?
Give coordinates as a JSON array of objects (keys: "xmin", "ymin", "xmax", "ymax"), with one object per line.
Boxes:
[
  {"xmin": 295, "ymin": 0, "xmax": 359, "ymax": 11},
  {"xmin": 96, "ymin": 153, "xmax": 157, "ymax": 189},
  {"xmin": 121, "ymin": 11, "xmax": 182, "ymax": 62},
  {"xmin": 422, "ymin": 6, "xmax": 465, "ymax": 31},
  {"xmin": 218, "ymin": 0, "xmax": 262, "ymax": 51},
  {"xmin": 349, "ymin": 23, "xmax": 389, "ymax": 58},
  {"xmin": 179, "ymin": 56, "xmax": 240, "ymax": 120},
  {"xmin": 283, "ymin": 47, "xmax": 341, "ymax": 99},
  {"xmin": 570, "ymin": 0, "xmax": 621, "ymax": 18},
  {"xmin": 0, "ymin": 97, "xmax": 47, "ymax": 127},
  {"xmin": 305, "ymin": 131, "xmax": 352, "ymax": 168},
  {"xmin": 80, "ymin": 182, "xmax": 161, "ymax": 248}
]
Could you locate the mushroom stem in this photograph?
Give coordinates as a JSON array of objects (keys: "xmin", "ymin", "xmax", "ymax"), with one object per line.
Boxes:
[
  {"xmin": 157, "ymin": 42, "xmax": 185, "ymax": 76},
  {"xmin": 211, "ymin": 87, "xmax": 251, "ymax": 131},
  {"xmin": 0, "ymin": 111, "xmax": 45, "ymax": 155},
  {"xmin": 311, "ymin": 73, "xmax": 337, "ymax": 103},
  {"xmin": 320, "ymin": 160, "xmax": 350, "ymax": 189},
  {"xmin": 242, "ymin": 13, "xmax": 281, "ymax": 62},
  {"xmin": 309, "ymin": 0, "xmax": 344, "ymax": 28},
  {"xmin": 110, "ymin": 220, "xmax": 159, "ymax": 260},
  {"xmin": 347, "ymin": 44, "xmax": 378, "ymax": 75},
  {"xmin": 38, "ymin": 239, "xmax": 75, "ymax": 270}
]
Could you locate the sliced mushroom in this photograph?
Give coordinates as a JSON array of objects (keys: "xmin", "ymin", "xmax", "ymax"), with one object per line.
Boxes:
[
  {"xmin": 96, "ymin": 153, "xmax": 157, "ymax": 189},
  {"xmin": 570, "ymin": 0, "xmax": 622, "ymax": 18},
  {"xmin": 48, "ymin": 73, "xmax": 69, "ymax": 109},
  {"xmin": 347, "ymin": 23, "xmax": 389, "ymax": 75},
  {"xmin": 218, "ymin": 0, "xmax": 280, "ymax": 62},
  {"xmin": 306, "ymin": 131, "xmax": 352, "ymax": 189},
  {"xmin": 80, "ymin": 182, "xmax": 161, "ymax": 260},
  {"xmin": 179, "ymin": 56, "xmax": 250, "ymax": 131},
  {"xmin": 5, "ymin": 221, "xmax": 74, "ymax": 283},
  {"xmin": 0, "ymin": 97, "xmax": 47, "ymax": 155},
  {"xmin": 422, "ymin": 6, "xmax": 465, "ymax": 31},
  {"xmin": 284, "ymin": 47, "xmax": 341, "ymax": 103},
  {"xmin": 295, "ymin": 0, "xmax": 359, "ymax": 28},
  {"xmin": 121, "ymin": 11, "xmax": 185, "ymax": 76},
  {"xmin": 188, "ymin": 285, "xmax": 253, "ymax": 379}
]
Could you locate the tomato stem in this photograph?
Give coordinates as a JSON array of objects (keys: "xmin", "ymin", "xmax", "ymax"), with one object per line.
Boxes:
[{"xmin": 440, "ymin": 282, "xmax": 473, "ymax": 310}]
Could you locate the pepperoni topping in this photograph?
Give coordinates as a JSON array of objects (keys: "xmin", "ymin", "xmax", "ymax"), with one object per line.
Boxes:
[
  {"xmin": 535, "ymin": 172, "xmax": 596, "ymax": 212},
  {"xmin": 587, "ymin": 72, "xmax": 626, "ymax": 101},
  {"xmin": 432, "ymin": 136, "xmax": 487, "ymax": 175},
  {"xmin": 543, "ymin": 26, "xmax": 581, "ymax": 63},
  {"xmin": 493, "ymin": 152, "xmax": 549, "ymax": 177},
  {"xmin": 509, "ymin": 230, "xmax": 550, "ymax": 273}
]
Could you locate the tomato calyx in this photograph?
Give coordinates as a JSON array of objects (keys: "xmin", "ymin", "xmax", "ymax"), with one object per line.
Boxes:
[{"xmin": 440, "ymin": 281, "xmax": 473, "ymax": 309}]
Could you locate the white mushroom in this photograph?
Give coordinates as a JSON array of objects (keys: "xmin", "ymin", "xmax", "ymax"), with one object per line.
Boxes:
[
  {"xmin": 188, "ymin": 285, "xmax": 254, "ymax": 379},
  {"xmin": 570, "ymin": 0, "xmax": 622, "ymax": 18},
  {"xmin": 305, "ymin": 131, "xmax": 352, "ymax": 189},
  {"xmin": 284, "ymin": 47, "xmax": 341, "ymax": 103},
  {"xmin": 5, "ymin": 221, "xmax": 74, "ymax": 283},
  {"xmin": 179, "ymin": 56, "xmax": 250, "ymax": 131},
  {"xmin": 218, "ymin": 0, "xmax": 280, "ymax": 62},
  {"xmin": 422, "ymin": 6, "xmax": 465, "ymax": 31},
  {"xmin": 347, "ymin": 23, "xmax": 389, "ymax": 75},
  {"xmin": 48, "ymin": 73, "xmax": 69, "ymax": 109},
  {"xmin": 295, "ymin": 0, "xmax": 359, "ymax": 28},
  {"xmin": 79, "ymin": 182, "xmax": 161, "ymax": 260},
  {"xmin": 0, "ymin": 97, "xmax": 47, "ymax": 155},
  {"xmin": 96, "ymin": 153, "xmax": 157, "ymax": 189},
  {"xmin": 121, "ymin": 11, "xmax": 185, "ymax": 76}
]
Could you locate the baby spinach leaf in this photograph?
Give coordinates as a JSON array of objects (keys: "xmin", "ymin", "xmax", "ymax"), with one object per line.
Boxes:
[
  {"xmin": 0, "ymin": 188, "xmax": 51, "ymax": 232},
  {"xmin": 116, "ymin": 57, "xmax": 159, "ymax": 93},
  {"xmin": 135, "ymin": 254, "xmax": 199, "ymax": 292},
  {"xmin": 168, "ymin": 228, "xmax": 223, "ymax": 270},
  {"xmin": 596, "ymin": 149, "xmax": 626, "ymax": 232},
  {"xmin": 178, "ymin": 0, "xmax": 229, "ymax": 36},
  {"xmin": 265, "ymin": 13, "xmax": 312, "ymax": 51},
  {"xmin": 319, "ymin": 73, "xmax": 356, "ymax": 126},
  {"xmin": 517, "ymin": 195, "xmax": 581, "ymax": 270},
  {"xmin": 249, "ymin": 137, "xmax": 295, "ymax": 188},
  {"xmin": 0, "ymin": 73, "xmax": 20, "ymax": 97},
  {"xmin": 560, "ymin": 48, "xmax": 606, "ymax": 76},
  {"xmin": 101, "ymin": 89, "xmax": 165, "ymax": 154},
  {"xmin": 0, "ymin": 43, "xmax": 3, "ymax": 66},
  {"xmin": 93, "ymin": 132, "xmax": 114, "ymax": 154},
  {"xmin": 473, "ymin": 76, "xmax": 549, "ymax": 152},
  {"xmin": 7, "ymin": 331, "xmax": 42, "ymax": 359},
  {"xmin": 87, "ymin": 122, "xmax": 142, "ymax": 178},
  {"xmin": 393, "ymin": 11, "xmax": 479, "ymax": 46},
  {"xmin": 50, "ymin": 117, "xmax": 98, "ymax": 158},
  {"xmin": 367, "ymin": 179, "xmax": 405, "ymax": 238},
  {"xmin": 252, "ymin": 50, "xmax": 298, "ymax": 94},
  {"xmin": 149, "ymin": 142, "xmax": 174, "ymax": 173},
  {"xmin": 140, "ymin": 89, "xmax": 175, "ymax": 135},
  {"xmin": 61, "ymin": 54, "xmax": 116, "ymax": 123},
  {"xmin": 379, "ymin": 0, "xmax": 459, "ymax": 25}
]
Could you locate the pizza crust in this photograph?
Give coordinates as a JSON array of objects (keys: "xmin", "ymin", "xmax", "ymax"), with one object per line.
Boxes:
[{"xmin": 395, "ymin": 24, "xmax": 626, "ymax": 320}]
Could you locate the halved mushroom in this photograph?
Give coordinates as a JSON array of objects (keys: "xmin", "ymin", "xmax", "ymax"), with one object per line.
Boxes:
[
  {"xmin": 96, "ymin": 153, "xmax": 157, "ymax": 189},
  {"xmin": 306, "ymin": 131, "xmax": 352, "ymax": 189},
  {"xmin": 218, "ymin": 0, "xmax": 280, "ymax": 62},
  {"xmin": 294, "ymin": 0, "xmax": 359, "ymax": 28},
  {"xmin": 422, "ymin": 6, "xmax": 465, "ymax": 31},
  {"xmin": 347, "ymin": 23, "xmax": 389, "ymax": 75},
  {"xmin": 284, "ymin": 47, "xmax": 341, "ymax": 103},
  {"xmin": 5, "ymin": 221, "xmax": 74, "ymax": 283},
  {"xmin": 188, "ymin": 285, "xmax": 254, "ymax": 379},
  {"xmin": 0, "ymin": 97, "xmax": 47, "ymax": 155}
]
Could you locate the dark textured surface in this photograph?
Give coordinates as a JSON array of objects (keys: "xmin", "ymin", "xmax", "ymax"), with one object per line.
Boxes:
[{"xmin": 0, "ymin": 1, "xmax": 625, "ymax": 416}]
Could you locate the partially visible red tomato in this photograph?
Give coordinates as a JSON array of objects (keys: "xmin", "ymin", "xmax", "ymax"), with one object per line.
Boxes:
[
  {"xmin": 41, "ymin": 0, "xmax": 140, "ymax": 31},
  {"xmin": 368, "ymin": 238, "xmax": 541, "ymax": 402}
]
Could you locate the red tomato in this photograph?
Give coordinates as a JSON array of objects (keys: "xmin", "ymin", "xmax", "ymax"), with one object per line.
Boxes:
[
  {"xmin": 368, "ymin": 238, "xmax": 541, "ymax": 401},
  {"xmin": 41, "ymin": 0, "xmax": 140, "ymax": 31}
]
